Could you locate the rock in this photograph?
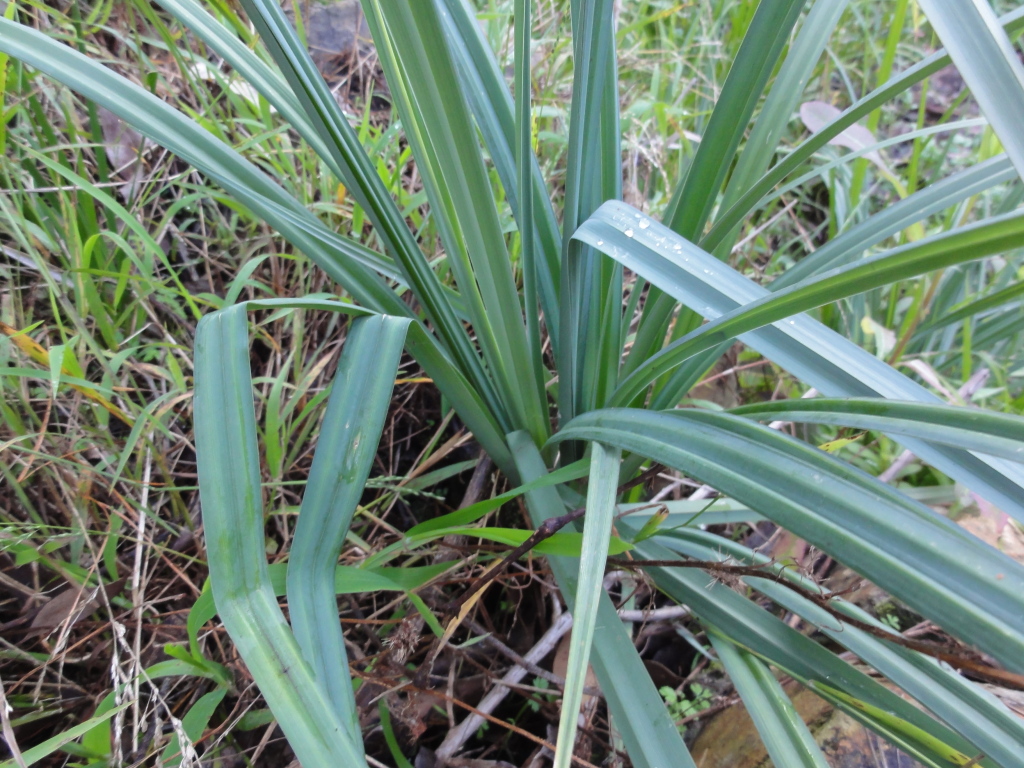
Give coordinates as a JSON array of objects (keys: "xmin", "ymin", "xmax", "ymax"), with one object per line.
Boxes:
[
  {"xmin": 282, "ymin": 0, "xmax": 374, "ymax": 78},
  {"xmin": 690, "ymin": 682, "xmax": 926, "ymax": 767}
]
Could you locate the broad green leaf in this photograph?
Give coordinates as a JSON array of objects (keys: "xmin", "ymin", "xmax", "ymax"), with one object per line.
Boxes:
[
  {"xmin": 287, "ymin": 315, "xmax": 408, "ymax": 734},
  {"xmin": 606, "ymin": 206, "xmax": 1024, "ymax": 408},
  {"xmin": 656, "ymin": 526, "xmax": 1024, "ymax": 767},
  {"xmin": 363, "ymin": 0, "xmax": 548, "ymax": 442},
  {"xmin": 918, "ymin": 278, "xmax": 1024, "ymax": 333},
  {"xmin": 235, "ymin": 0, "xmax": 498, "ymax": 422},
  {"xmin": 627, "ymin": 0, "xmax": 805, "ymax": 415},
  {"xmin": 513, "ymin": 0, "xmax": 543, "ymax": 391},
  {"xmin": 772, "ymin": 155, "xmax": 1017, "ymax": 290},
  {"xmin": 812, "ymin": 684, "xmax": 976, "ymax": 767},
  {"xmin": 558, "ymin": 0, "xmax": 622, "ymax": 427},
  {"xmin": 578, "ymin": 200, "xmax": 1024, "ymax": 520},
  {"xmin": 436, "ymin": 0, "xmax": 562, "ymax": 340},
  {"xmin": 193, "ymin": 303, "xmax": 367, "ymax": 765},
  {"xmin": 553, "ymin": 409, "xmax": 1024, "ymax": 674},
  {"xmin": 624, "ymin": 532, "xmax": 985, "ymax": 768}
]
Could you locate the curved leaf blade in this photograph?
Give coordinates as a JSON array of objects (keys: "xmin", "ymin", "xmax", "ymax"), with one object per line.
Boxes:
[
  {"xmin": 194, "ymin": 304, "xmax": 367, "ymax": 765},
  {"xmin": 552, "ymin": 408, "xmax": 1024, "ymax": 673},
  {"xmin": 579, "ymin": 200, "xmax": 1024, "ymax": 520},
  {"xmin": 287, "ymin": 315, "xmax": 408, "ymax": 735},
  {"xmin": 654, "ymin": 526, "xmax": 1024, "ymax": 768},
  {"xmin": 708, "ymin": 634, "xmax": 830, "ymax": 768},
  {"xmin": 622, "ymin": 532, "xmax": 978, "ymax": 768},
  {"xmin": 730, "ymin": 398, "xmax": 1024, "ymax": 464}
]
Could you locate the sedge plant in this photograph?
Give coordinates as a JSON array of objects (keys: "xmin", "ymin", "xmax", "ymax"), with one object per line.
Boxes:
[{"xmin": 3, "ymin": 1, "xmax": 1024, "ymax": 766}]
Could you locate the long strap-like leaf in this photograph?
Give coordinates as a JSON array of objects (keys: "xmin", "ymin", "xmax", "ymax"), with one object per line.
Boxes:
[
  {"xmin": 552, "ymin": 442, "xmax": 620, "ymax": 768},
  {"xmin": 436, "ymin": 0, "xmax": 562, "ymax": 341},
  {"xmin": 653, "ymin": 525, "xmax": 1024, "ymax": 768},
  {"xmin": 287, "ymin": 315, "xmax": 408, "ymax": 736},
  {"xmin": 702, "ymin": 7, "xmax": 1024, "ymax": 252},
  {"xmin": 625, "ymin": 532, "xmax": 992, "ymax": 768},
  {"xmin": 574, "ymin": 200, "xmax": 1024, "ymax": 520},
  {"xmin": 553, "ymin": 408, "xmax": 1024, "ymax": 674},
  {"xmin": 233, "ymin": 0, "xmax": 499, "ymax": 422},
  {"xmin": 663, "ymin": 0, "xmax": 805, "ymax": 241},
  {"xmin": 730, "ymin": 399, "xmax": 1024, "ymax": 464},
  {"xmin": 363, "ymin": 0, "xmax": 548, "ymax": 443},
  {"xmin": 194, "ymin": 302, "xmax": 375, "ymax": 766},
  {"xmin": 708, "ymin": 633, "xmax": 830, "ymax": 768}
]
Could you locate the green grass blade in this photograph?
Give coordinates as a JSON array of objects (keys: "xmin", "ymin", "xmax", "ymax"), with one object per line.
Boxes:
[
  {"xmin": 753, "ymin": 579, "xmax": 1024, "ymax": 767},
  {"xmin": 730, "ymin": 399, "xmax": 1024, "ymax": 464},
  {"xmin": 635, "ymin": 144, "xmax": 1013, "ymax": 402},
  {"xmin": 919, "ymin": 278, "xmax": 1024, "ymax": 333},
  {"xmin": 918, "ymin": 0, "xmax": 1024, "ymax": 181},
  {"xmin": 561, "ymin": 0, "xmax": 617, "ymax": 241},
  {"xmin": 708, "ymin": 634, "xmax": 830, "ymax": 768},
  {"xmin": 554, "ymin": 408, "xmax": 1024, "ymax": 674},
  {"xmin": 508, "ymin": 432, "xmax": 694, "ymax": 768},
  {"xmin": 771, "ymin": 155, "xmax": 1017, "ymax": 290},
  {"xmin": 558, "ymin": 0, "xmax": 619, "ymax": 427},
  {"xmin": 553, "ymin": 442, "xmax": 621, "ymax": 768},
  {"xmin": 152, "ymin": 0, "xmax": 328, "ymax": 158},
  {"xmin": 702, "ymin": 7, "xmax": 1024, "ymax": 253},
  {"xmin": 0, "ymin": 703, "xmax": 129, "ymax": 768},
  {"xmin": 0, "ymin": 17, "xmax": 402, "ymax": 308},
  {"xmin": 405, "ymin": 458, "xmax": 589, "ymax": 537},
  {"xmin": 577, "ymin": 200, "xmax": 1024, "ymax": 520},
  {"xmin": 513, "ymin": 0, "xmax": 545, "ymax": 414},
  {"xmin": 664, "ymin": 0, "xmax": 805, "ymax": 241},
  {"xmin": 628, "ymin": 0, "xmax": 810, "ymax": 406},
  {"xmin": 363, "ymin": 0, "xmax": 547, "ymax": 442},
  {"xmin": 193, "ymin": 304, "xmax": 367, "ymax": 765},
  {"xmin": 161, "ymin": 689, "xmax": 228, "ymax": 767},
  {"xmin": 0, "ymin": 17, "xmax": 522, "ymax": 479},
  {"xmin": 287, "ymin": 315, "xmax": 409, "ymax": 736},
  {"xmin": 715, "ymin": 0, "xmax": 850, "ymax": 254}
]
